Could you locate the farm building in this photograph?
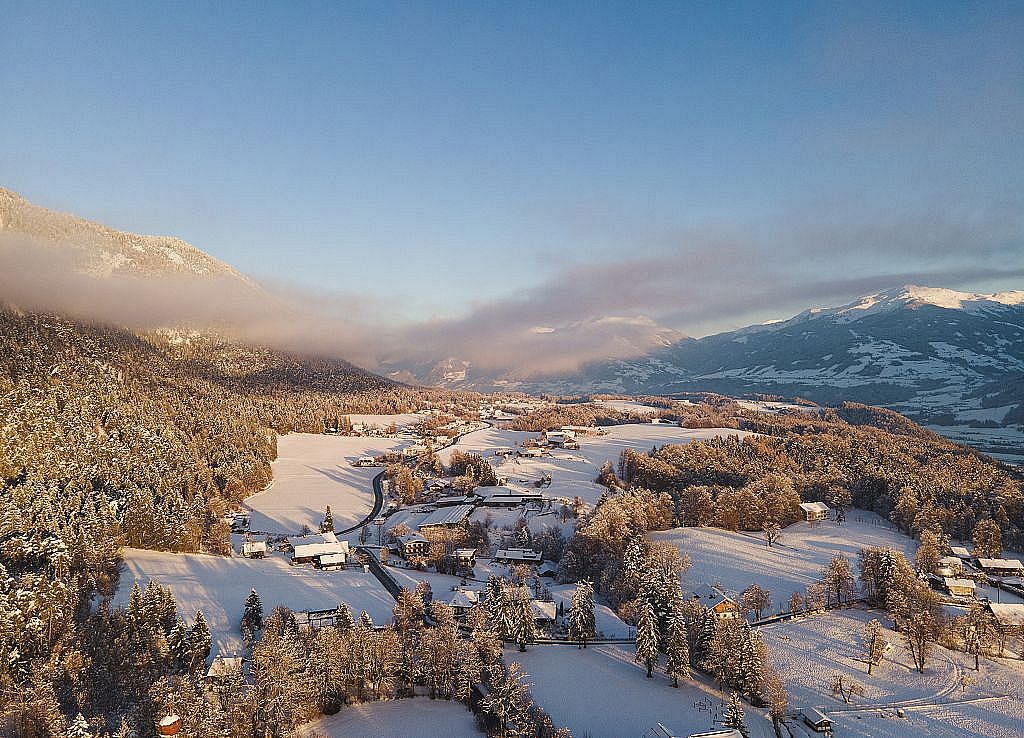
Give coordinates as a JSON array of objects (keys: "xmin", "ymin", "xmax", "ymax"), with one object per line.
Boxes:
[
  {"xmin": 493, "ymin": 548, "xmax": 543, "ymax": 564},
  {"xmin": 943, "ymin": 577, "xmax": 976, "ymax": 597},
  {"xmin": 798, "ymin": 501, "xmax": 830, "ymax": 522},
  {"xmin": 240, "ymin": 540, "xmax": 267, "ymax": 559},
  {"xmin": 520, "ymin": 447, "xmax": 545, "ymax": 458},
  {"xmin": 692, "ymin": 586, "xmax": 742, "ymax": 620},
  {"xmin": 473, "ymin": 486, "xmax": 544, "ymax": 507},
  {"xmin": 454, "ymin": 548, "xmax": 477, "ymax": 567},
  {"xmin": 935, "ymin": 556, "xmax": 963, "ymax": 577},
  {"xmin": 977, "ymin": 558, "xmax": 1024, "ymax": 576},
  {"xmin": 316, "ymin": 553, "xmax": 347, "ymax": 570},
  {"xmin": 687, "ymin": 731, "xmax": 742, "ymax": 738},
  {"xmin": 799, "ymin": 707, "xmax": 832, "ymax": 733},
  {"xmin": 157, "ymin": 715, "xmax": 182, "ymax": 736},
  {"xmin": 397, "ymin": 532, "xmax": 430, "ymax": 559},
  {"xmin": 447, "ymin": 588, "xmax": 481, "ymax": 617},
  {"xmin": 417, "ymin": 504, "xmax": 475, "ymax": 530},
  {"xmin": 291, "ymin": 536, "xmax": 350, "ymax": 565}
]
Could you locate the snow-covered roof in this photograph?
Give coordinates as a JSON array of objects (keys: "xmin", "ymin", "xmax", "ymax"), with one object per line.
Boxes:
[
  {"xmin": 978, "ymin": 558, "xmax": 1024, "ymax": 571},
  {"xmin": 292, "ymin": 541, "xmax": 349, "ymax": 558},
  {"xmin": 988, "ymin": 603, "xmax": 1024, "ymax": 626},
  {"xmin": 454, "ymin": 548, "xmax": 477, "ymax": 557},
  {"xmin": 398, "ymin": 532, "xmax": 429, "ymax": 544},
  {"xmin": 950, "ymin": 546, "xmax": 972, "ymax": 558},
  {"xmin": 494, "ymin": 548, "xmax": 542, "ymax": 562},
  {"xmin": 943, "ymin": 577, "xmax": 975, "ymax": 590},
  {"xmin": 319, "ymin": 553, "xmax": 347, "ymax": 565},
  {"xmin": 241, "ymin": 541, "xmax": 267, "ymax": 553},
  {"xmin": 448, "ymin": 590, "xmax": 480, "ymax": 609},
  {"xmin": 474, "ymin": 485, "xmax": 543, "ymax": 501},
  {"xmin": 418, "ymin": 504, "xmax": 475, "ymax": 528},
  {"xmin": 799, "ymin": 501, "xmax": 830, "ymax": 513},
  {"xmin": 937, "ymin": 556, "xmax": 961, "ymax": 566}
]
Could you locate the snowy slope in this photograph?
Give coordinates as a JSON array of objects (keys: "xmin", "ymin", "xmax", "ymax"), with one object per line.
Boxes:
[{"xmin": 494, "ymin": 285, "xmax": 1024, "ymax": 461}]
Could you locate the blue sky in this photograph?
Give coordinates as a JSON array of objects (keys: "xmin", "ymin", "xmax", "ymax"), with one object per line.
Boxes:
[{"xmin": 2, "ymin": 1, "xmax": 1022, "ymax": 346}]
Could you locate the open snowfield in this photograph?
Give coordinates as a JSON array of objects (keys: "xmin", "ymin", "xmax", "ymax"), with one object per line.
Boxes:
[
  {"xmin": 294, "ymin": 697, "xmax": 482, "ymax": 738},
  {"xmin": 115, "ymin": 548, "xmax": 396, "ymax": 655},
  {"xmin": 245, "ymin": 432, "xmax": 408, "ymax": 534},
  {"xmin": 441, "ymin": 423, "xmax": 753, "ymax": 508},
  {"xmin": 345, "ymin": 412, "xmax": 422, "ymax": 429},
  {"xmin": 515, "ymin": 644, "xmax": 776, "ymax": 738},
  {"xmin": 761, "ymin": 608, "xmax": 1024, "ymax": 738},
  {"xmin": 651, "ymin": 512, "xmax": 916, "ymax": 604}
]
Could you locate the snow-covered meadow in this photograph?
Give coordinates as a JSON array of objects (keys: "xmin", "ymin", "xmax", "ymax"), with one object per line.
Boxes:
[
  {"xmin": 761, "ymin": 608, "xmax": 1024, "ymax": 738},
  {"xmin": 515, "ymin": 644, "xmax": 776, "ymax": 738},
  {"xmin": 115, "ymin": 548, "xmax": 396, "ymax": 655},
  {"xmin": 244, "ymin": 430, "xmax": 409, "ymax": 534},
  {"xmin": 651, "ymin": 512, "xmax": 916, "ymax": 603},
  {"xmin": 294, "ymin": 697, "xmax": 483, "ymax": 738}
]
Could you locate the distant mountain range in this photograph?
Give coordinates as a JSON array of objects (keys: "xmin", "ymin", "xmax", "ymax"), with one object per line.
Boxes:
[{"xmin": 403, "ymin": 286, "xmax": 1024, "ymax": 462}]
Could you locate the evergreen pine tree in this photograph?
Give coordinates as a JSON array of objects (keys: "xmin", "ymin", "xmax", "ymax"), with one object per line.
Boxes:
[
  {"xmin": 321, "ymin": 505, "xmax": 334, "ymax": 533},
  {"xmin": 67, "ymin": 713, "xmax": 92, "ymax": 738},
  {"xmin": 168, "ymin": 617, "xmax": 190, "ymax": 671},
  {"xmin": 359, "ymin": 610, "xmax": 374, "ymax": 628},
  {"xmin": 241, "ymin": 588, "xmax": 263, "ymax": 642},
  {"xmin": 635, "ymin": 598, "xmax": 659, "ymax": 679},
  {"xmin": 665, "ymin": 603, "xmax": 689, "ymax": 687},
  {"xmin": 567, "ymin": 580, "xmax": 596, "ymax": 648},
  {"xmin": 724, "ymin": 692, "xmax": 749, "ymax": 737},
  {"xmin": 188, "ymin": 610, "xmax": 212, "ymax": 672},
  {"xmin": 335, "ymin": 602, "xmax": 355, "ymax": 631}
]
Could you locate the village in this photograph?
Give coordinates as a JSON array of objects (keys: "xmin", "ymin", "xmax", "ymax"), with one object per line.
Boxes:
[{"xmin": 119, "ymin": 398, "xmax": 1024, "ymax": 738}]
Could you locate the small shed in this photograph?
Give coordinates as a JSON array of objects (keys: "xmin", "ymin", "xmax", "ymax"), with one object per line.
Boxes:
[
  {"xmin": 454, "ymin": 548, "xmax": 477, "ymax": 567},
  {"xmin": 206, "ymin": 655, "xmax": 244, "ymax": 682},
  {"xmin": 798, "ymin": 501, "xmax": 830, "ymax": 522},
  {"xmin": 241, "ymin": 540, "xmax": 267, "ymax": 559},
  {"xmin": 799, "ymin": 707, "xmax": 832, "ymax": 733},
  {"xmin": 950, "ymin": 546, "xmax": 972, "ymax": 559}
]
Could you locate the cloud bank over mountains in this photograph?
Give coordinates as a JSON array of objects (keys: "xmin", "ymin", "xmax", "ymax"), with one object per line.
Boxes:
[{"xmin": 1, "ymin": 187, "xmax": 1021, "ymax": 378}]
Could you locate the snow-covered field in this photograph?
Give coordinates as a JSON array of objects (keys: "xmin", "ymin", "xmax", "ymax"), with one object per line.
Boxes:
[
  {"xmin": 245, "ymin": 432, "xmax": 409, "ymax": 534},
  {"xmin": 762, "ymin": 608, "xmax": 1024, "ymax": 738},
  {"xmin": 515, "ymin": 644, "xmax": 776, "ymax": 738},
  {"xmin": 115, "ymin": 548, "xmax": 396, "ymax": 655},
  {"xmin": 441, "ymin": 423, "xmax": 753, "ymax": 509},
  {"xmin": 651, "ymin": 512, "xmax": 916, "ymax": 604},
  {"xmin": 294, "ymin": 697, "xmax": 482, "ymax": 738}
]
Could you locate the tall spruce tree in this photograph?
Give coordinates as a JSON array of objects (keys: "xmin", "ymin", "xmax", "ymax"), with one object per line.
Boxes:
[
  {"xmin": 635, "ymin": 598, "xmax": 659, "ymax": 679},
  {"xmin": 665, "ymin": 602, "xmax": 689, "ymax": 687},
  {"xmin": 567, "ymin": 580, "xmax": 596, "ymax": 649}
]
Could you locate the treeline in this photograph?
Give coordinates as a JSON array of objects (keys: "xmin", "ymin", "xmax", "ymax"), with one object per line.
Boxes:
[
  {"xmin": 617, "ymin": 408, "xmax": 1023, "ymax": 548},
  {"xmin": 0, "ymin": 309, "xmax": 467, "ymax": 554}
]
